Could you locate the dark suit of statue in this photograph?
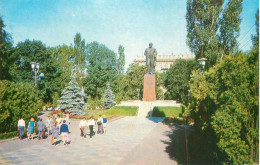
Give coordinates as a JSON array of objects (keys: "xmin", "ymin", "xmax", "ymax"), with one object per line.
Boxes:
[{"xmin": 144, "ymin": 43, "xmax": 157, "ymax": 74}]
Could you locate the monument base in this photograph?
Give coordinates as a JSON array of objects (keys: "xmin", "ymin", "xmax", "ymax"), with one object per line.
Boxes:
[{"xmin": 143, "ymin": 74, "xmax": 156, "ymax": 101}]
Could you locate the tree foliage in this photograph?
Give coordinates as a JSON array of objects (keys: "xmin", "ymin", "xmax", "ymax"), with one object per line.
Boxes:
[
  {"xmin": 84, "ymin": 41, "xmax": 117, "ymax": 100},
  {"xmin": 186, "ymin": 52, "xmax": 258, "ymax": 164},
  {"xmin": 74, "ymin": 33, "xmax": 86, "ymax": 72},
  {"xmin": 50, "ymin": 45, "xmax": 74, "ymax": 105},
  {"xmin": 57, "ymin": 73, "xmax": 85, "ymax": 116},
  {"xmin": 164, "ymin": 59, "xmax": 199, "ymax": 105},
  {"xmin": 0, "ymin": 16, "xmax": 13, "ymax": 80},
  {"xmin": 103, "ymin": 82, "xmax": 116, "ymax": 109},
  {"xmin": 10, "ymin": 40, "xmax": 63, "ymax": 103},
  {"xmin": 186, "ymin": 0, "xmax": 243, "ymax": 67},
  {"xmin": 219, "ymin": 0, "xmax": 243, "ymax": 58},
  {"xmin": 0, "ymin": 80, "xmax": 42, "ymax": 133},
  {"xmin": 117, "ymin": 45, "xmax": 125, "ymax": 75},
  {"xmin": 115, "ymin": 64, "xmax": 146, "ymax": 102}
]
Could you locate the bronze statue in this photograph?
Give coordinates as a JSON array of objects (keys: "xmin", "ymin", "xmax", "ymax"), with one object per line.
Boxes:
[{"xmin": 144, "ymin": 43, "xmax": 157, "ymax": 74}]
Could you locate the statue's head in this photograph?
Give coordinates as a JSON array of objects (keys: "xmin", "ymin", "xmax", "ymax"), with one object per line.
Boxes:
[{"xmin": 149, "ymin": 43, "xmax": 153, "ymax": 48}]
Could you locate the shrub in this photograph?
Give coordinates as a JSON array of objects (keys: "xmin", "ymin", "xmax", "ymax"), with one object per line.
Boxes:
[{"xmin": 0, "ymin": 80, "xmax": 42, "ymax": 133}]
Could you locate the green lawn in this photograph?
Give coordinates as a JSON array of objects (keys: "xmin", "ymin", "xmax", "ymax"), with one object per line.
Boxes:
[
  {"xmin": 0, "ymin": 131, "xmax": 18, "ymax": 140},
  {"xmin": 85, "ymin": 106, "xmax": 138, "ymax": 119},
  {"xmin": 152, "ymin": 106, "xmax": 183, "ymax": 117}
]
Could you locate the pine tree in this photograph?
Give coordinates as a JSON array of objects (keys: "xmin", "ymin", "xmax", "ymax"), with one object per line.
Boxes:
[
  {"xmin": 58, "ymin": 72, "xmax": 86, "ymax": 116},
  {"xmin": 103, "ymin": 83, "xmax": 116, "ymax": 109}
]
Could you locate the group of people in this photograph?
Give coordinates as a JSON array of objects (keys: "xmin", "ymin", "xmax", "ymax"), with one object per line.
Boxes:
[
  {"xmin": 17, "ymin": 114, "xmax": 108, "ymax": 146},
  {"xmin": 17, "ymin": 114, "xmax": 71, "ymax": 146},
  {"xmin": 79, "ymin": 115, "xmax": 108, "ymax": 138}
]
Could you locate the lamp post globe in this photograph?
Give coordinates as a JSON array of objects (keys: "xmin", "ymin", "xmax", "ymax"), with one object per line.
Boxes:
[
  {"xmin": 198, "ymin": 58, "xmax": 207, "ymax": 74},
  {"xmin": 31, "ymin": 62, "xmax": 36, "ymax": 69},
  {"xmin": 30, "ymin": 62, "xmax": 44, "ymax": 87}
]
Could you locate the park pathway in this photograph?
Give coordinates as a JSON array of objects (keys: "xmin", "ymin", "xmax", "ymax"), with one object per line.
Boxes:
[{"xmin": 0, "ymin": 115, "xmax": 177, "ymax": 165}]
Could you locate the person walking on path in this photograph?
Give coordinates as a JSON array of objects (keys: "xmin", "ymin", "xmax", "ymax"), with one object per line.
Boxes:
[
  {"xmin": 45, "ymin": 116, "xmax": 53, "ymax": 136},
  {"xmin": 56, "ymin": 115, "xmax": 62, "ymax": 134},
  {"xmin": 60, "ymin": 120, "xmax": 69, "ymax": 145},
  {"xmin": 37, "ymin": 118, "xmax": 45, "ymax": 140},
  {"xmin": 27, "ymin": 117, "xmax": 35, "ymax": 140},
  {"xmin": 17, "ymin": 117, "xmax": 25, "ymax": 140},
  {"xmin": 97, "ymin": 115, "xmax": 103, "ymax": 134},
  {"xmin": 52, "ymin": 122, "xmax": 59, "ymax": 146},
  {"xmin": 79, "ymin": 117, "xmax": 88, "ymax": 138},
  {"xmin": 102, "ymin": 115, "xmax": 107, "ymax": 134},
  {"xmin": 88, "ymin": 116, "xmax": 95, "ymax": 138},
  {"xmin": 62, "ymin": 114, "xmax": 70, "ymax": 131}
]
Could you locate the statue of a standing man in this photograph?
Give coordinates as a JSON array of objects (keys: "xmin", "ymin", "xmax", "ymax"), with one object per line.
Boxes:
[{"xmin": 144, "ymin": 43, "xmax": 157, "ymax": 74}]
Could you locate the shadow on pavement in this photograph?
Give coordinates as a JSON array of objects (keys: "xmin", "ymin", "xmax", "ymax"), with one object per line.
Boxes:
[
  {"xmin": 161, "ymin": 125, "xmax": 188, "ymax": 164},
  {"xmin": 146, "ymin": 117, "xmax": 165, "ymax": 123}
]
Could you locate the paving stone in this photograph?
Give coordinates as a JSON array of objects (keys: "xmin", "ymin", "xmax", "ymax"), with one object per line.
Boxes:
[{"xmin": 0, "ymin": 114, "xmax": 177, "ymax": 165}]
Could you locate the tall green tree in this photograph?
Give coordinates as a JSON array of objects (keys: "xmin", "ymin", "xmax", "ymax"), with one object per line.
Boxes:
[
  {"xmin": 50, "ymin": 44, "xmax": 74, "ymax": 105},
  {"xmin": 186, "ymin": 0, "xmax": 243, "ymax": 67},
  {"xmin": 0, "ymin": 16, "xmax": 13, "ymax": 80},
  {"xmin": 219, "ymin": 0, "xmax": 243, "ymax": 59},
  {"xmin": 117, "ymin": 45, "xmax": 125, "ymax": 75},
  {"xmin": 74, "ymin": 33, "xmax": 86, "ymax": 72},
  {"xmin": 251, "ymin": 9, "xmax": 259, "ymax": 49},
  {"xmin": 10, "ymin": 40, "xmax": 62, "ymax": 103},
  {"xmin": 115, "ymin": 64, "xmax": 146, "ymax": 103},
  {"xmin": 164, "ymin": 59, "xmax": 199, "ymax": 105},
  {"xmin": 84, "ymin": 41, "xmax": 117, "ymax": 100}
]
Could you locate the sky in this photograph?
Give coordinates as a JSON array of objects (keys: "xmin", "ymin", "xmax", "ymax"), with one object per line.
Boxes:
[{"xmin": 0, "ymin": 0, "xmax": 258, "ymax": 70}]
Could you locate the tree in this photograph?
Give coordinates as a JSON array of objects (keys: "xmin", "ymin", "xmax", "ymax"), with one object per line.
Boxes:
[
  {"xmin": 84, "ymin": 41, "xmax": 117, "ymax": 100},
  {"xmin": 74, "ymin": 33, "xmax": 86, "ymax": 72},
  {"xmin": 10, "ymin": 40, "xmax": 62, "ymax": 103},
  {"xmin": 164, "ymin": 59, "xmax": 199, "ymax": 105},
  {"xmin": 186, "ymin": 52, "xmax": 258, "ymax": 164},
  {"xmin": 219, "ymin": 0, "xmax": 243, "ymax": 59},
  {"xmin": 251, "ymin": 9, "xmax": 259, "ymax": 49},
  {"xmin": 50, "ymin": 44, "xmax": 74, "ymax": 106},
  {"xmin": 0, "ymin": 80, "xmax": 42, "ymax": 133},
  {"xmin": 115, "ymin": 64, "xmax": 146, "ymax": 102},
  {"xmin": 103, "ymin": 82, "xmax": 116, "ymax": 109},
  {"xmin": 0, "ymin": 16, "xmax": 13, "ymax": 80},
  {"xmin": 57, "ymin": 72, "xmax": 86, "ymax": 116},
  {"xmin": 117, "ymin": 45, "xmax": 125, "ymax": 75},
  {"xmin": 186, "ymin": 0, "xmax": 243, "ymax": 67}
]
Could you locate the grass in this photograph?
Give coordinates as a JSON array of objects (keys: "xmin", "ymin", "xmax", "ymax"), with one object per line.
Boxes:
[
  {"xmin": 0, "ymin": 131, "xmax": 18, "ymax": 140},
  {"xmin": 152, "ymin": 106, "xmax": 185, "ymax": 125},
  {"xmin": 152, "ymin": 106, "xmax": 183, "ymax": 117},
  {"xmin": 85, "ymin": 106, "xmax": 138, "ymax": 119}
]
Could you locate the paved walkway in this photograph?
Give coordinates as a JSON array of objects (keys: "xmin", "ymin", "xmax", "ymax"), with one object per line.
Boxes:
[{"xmin": 0, "ymin": 116, "xmax": 178, "ymax": 165}]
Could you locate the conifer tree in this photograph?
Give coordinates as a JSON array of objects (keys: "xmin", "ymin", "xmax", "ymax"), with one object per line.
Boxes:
[
  {"xmin": 103, "ymin": 83, "xmax": 116, "ymax": 109},
  {"xmin": 58, "ymin": 72, "xmax": 86, "ymax": 115}
]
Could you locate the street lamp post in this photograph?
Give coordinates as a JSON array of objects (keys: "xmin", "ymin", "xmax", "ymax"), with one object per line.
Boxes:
[
  {"xmin": 31, "ymin": 62, "xmax": 44, "ymax": 87},
  {"xmin": 197, "ymin": 58, "xmax": 207, "ymax": 122},
  {"xmin": 198, "ymin": 58, "xmax": 207, "ymax": 75}
]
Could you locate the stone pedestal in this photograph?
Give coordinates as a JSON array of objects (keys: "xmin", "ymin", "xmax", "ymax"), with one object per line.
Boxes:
[{"xmin": 143, "ymin": 74, "xmax": 156, "ymax": 101}]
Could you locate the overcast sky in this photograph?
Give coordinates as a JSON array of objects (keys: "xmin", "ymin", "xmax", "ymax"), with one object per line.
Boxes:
[{"xmin": 0, "ymin": 0, "xmax": 258, "ymax": 70}]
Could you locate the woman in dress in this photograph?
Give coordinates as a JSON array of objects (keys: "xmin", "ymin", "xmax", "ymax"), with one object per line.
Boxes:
[
  {"xmin": 52, "ymin": 121, "xmax": 59, "ymax": 146},
  {"xmin": 27, "ymin": 117, "xmax": 35, "ymax": 140}
]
